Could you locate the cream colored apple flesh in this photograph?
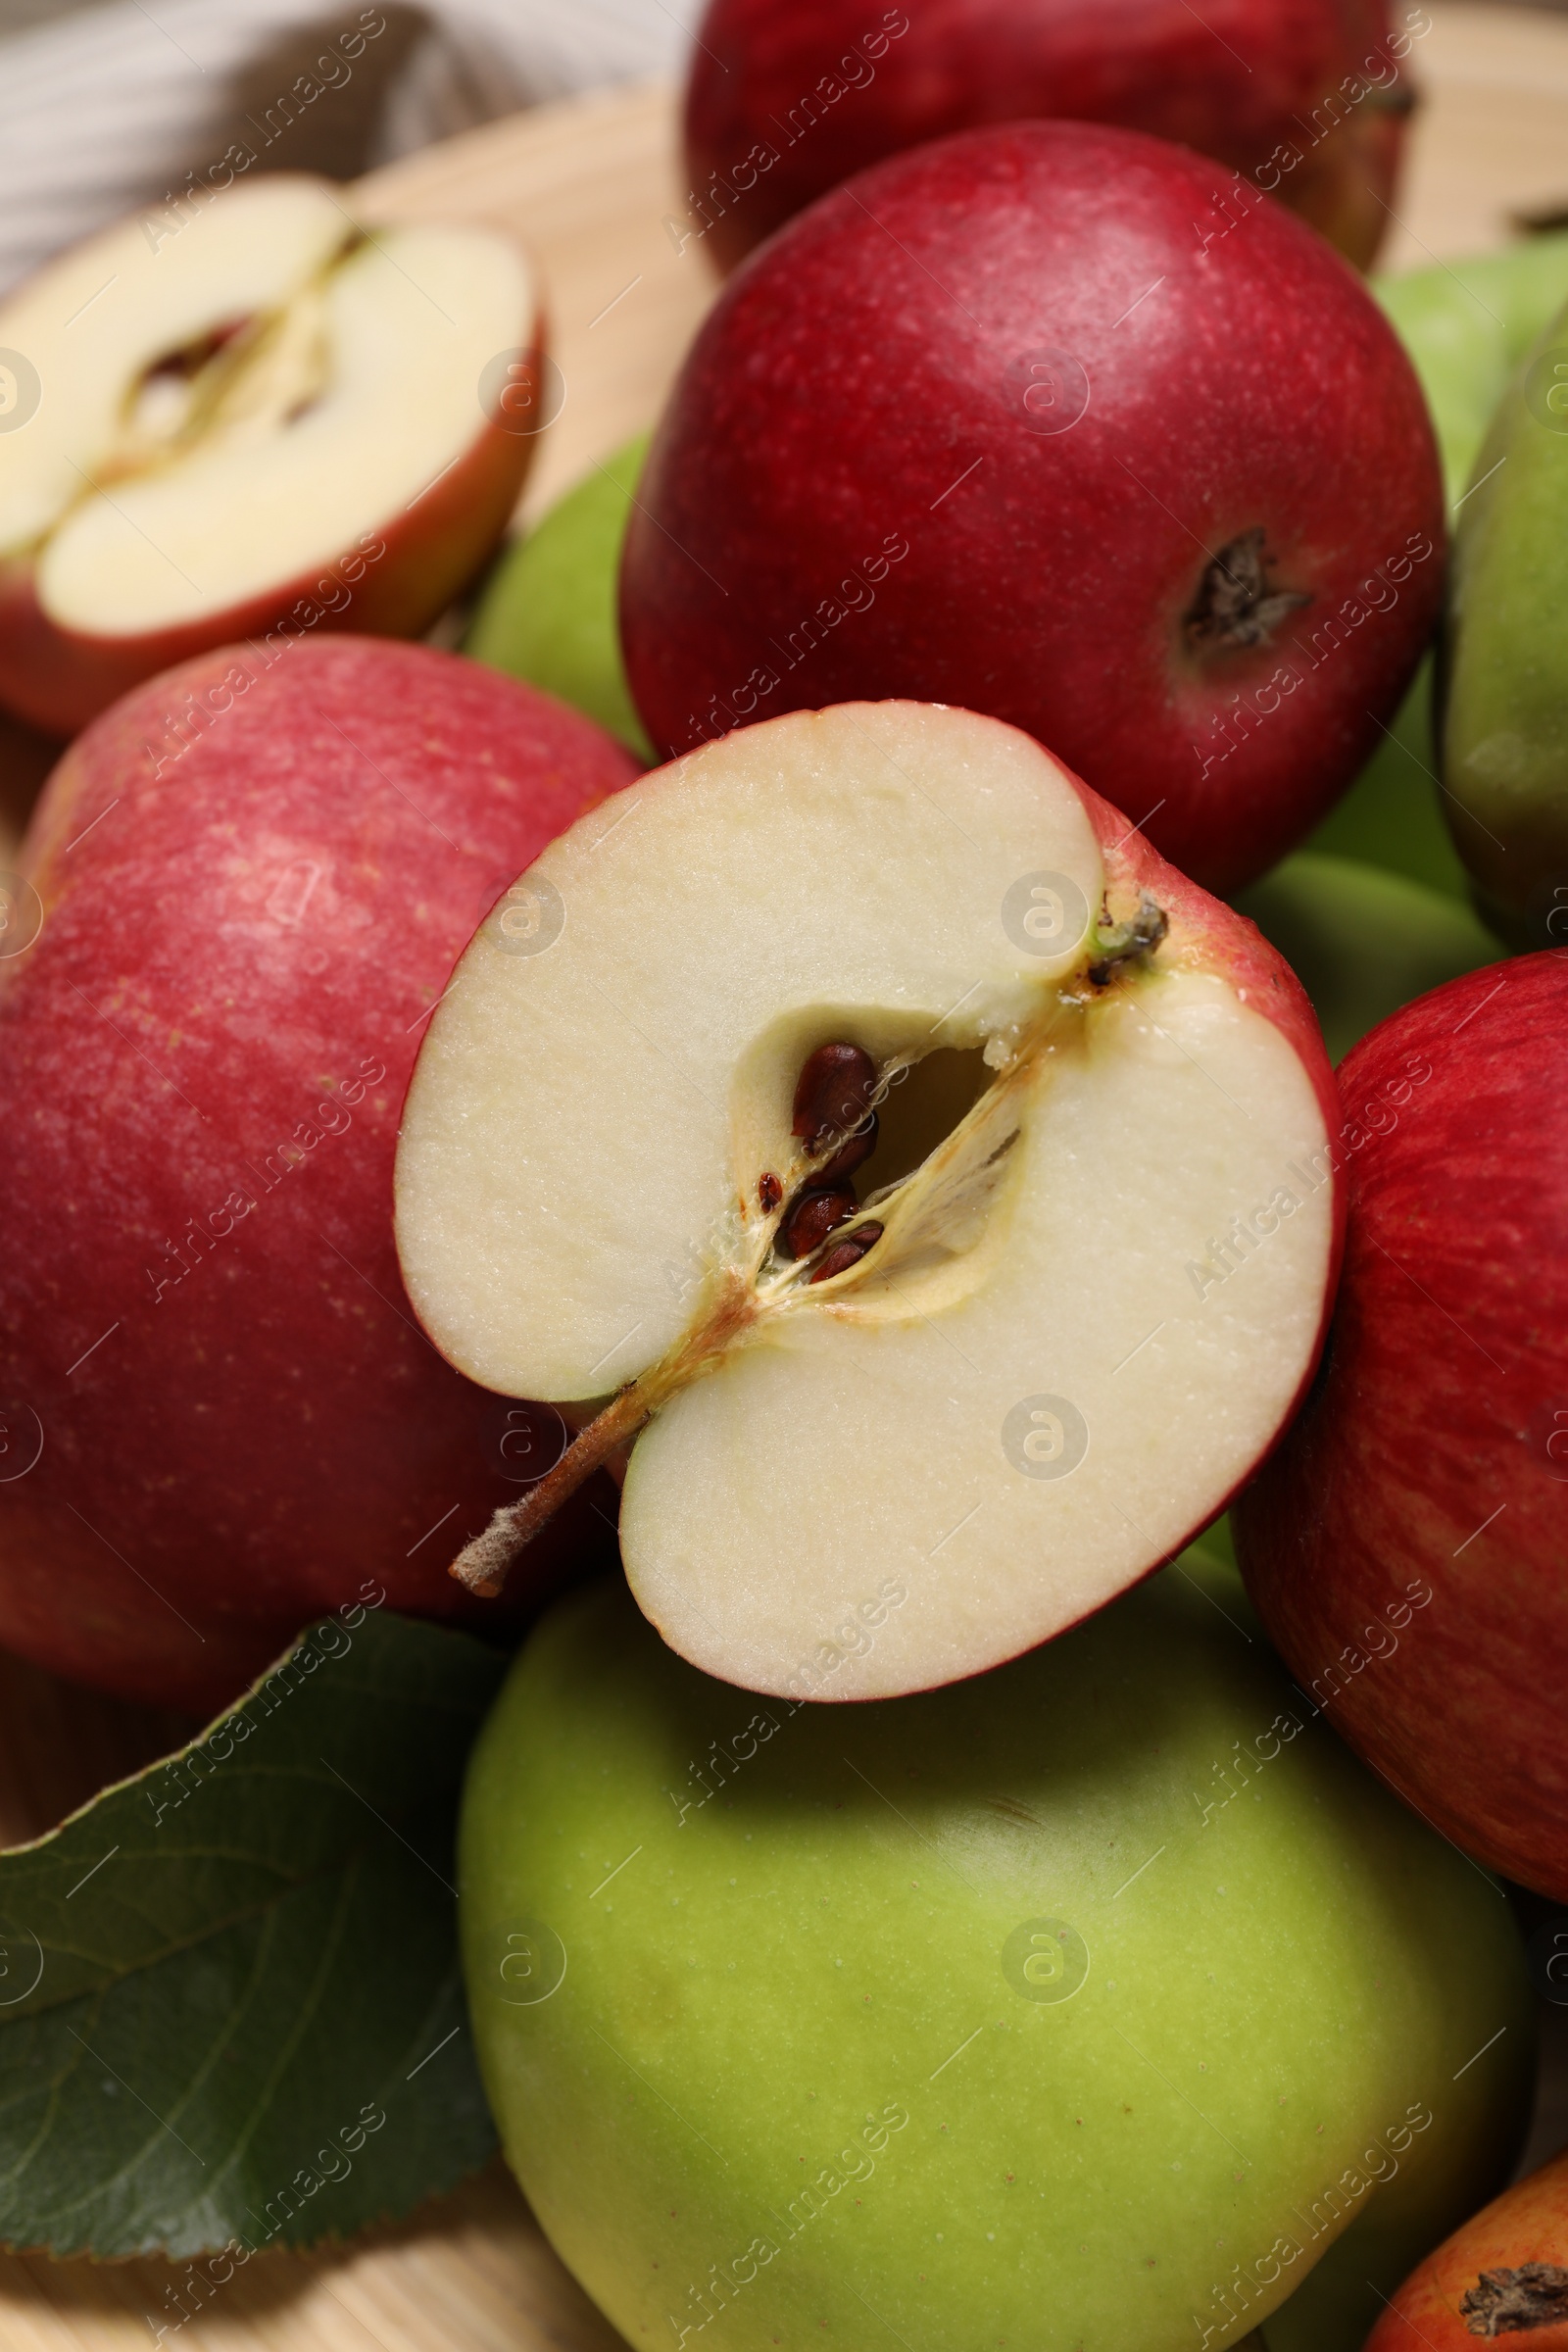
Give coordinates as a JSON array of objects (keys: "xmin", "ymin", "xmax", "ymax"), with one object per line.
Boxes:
[
  {"xmin": 0, "ymin": 174, "xmax": 539, "ymax": 730},
  {"xmin": 396, "ymin": 703, "xmax": 1339, "ymax": 1699}
]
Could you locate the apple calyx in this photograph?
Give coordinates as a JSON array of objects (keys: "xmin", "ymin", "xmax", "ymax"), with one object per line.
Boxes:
[
  {"xmin": 1460, "ymin": 2268, "xmax": 1568, "ymax": 2333},
  {"xmin": 1086, "ymin": 894, "xmax": 1168, "ymax": 982},
  {"xmin": 1185, "ymin": 528, "xmax": 1311, "ymax": 651},
  {"xmin": 449, "ymin": 903, "xmax": 1168, "ymax": 1602}
]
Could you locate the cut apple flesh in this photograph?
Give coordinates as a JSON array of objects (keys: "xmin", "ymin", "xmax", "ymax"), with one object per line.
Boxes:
[
  {"xmin": 396, "ymin": 703, "xmax": 1335, "ymax": 1699},
  {"xmin": 0, "ymin": 175, "xmax": 536, "ymax": 636}
]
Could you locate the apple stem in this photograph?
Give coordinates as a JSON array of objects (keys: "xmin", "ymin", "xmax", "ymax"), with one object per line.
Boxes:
[
  {"xmin": 449, "ymin": 1380, "xmax": 654, "ymax": 1596},
  {"xmin": 448, "ymin": 1271, "xmax": 759, "ymax": 1598}
]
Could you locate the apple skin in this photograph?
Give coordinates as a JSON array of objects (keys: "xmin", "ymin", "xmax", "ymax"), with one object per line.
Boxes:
[
  {"xmin": 0, "ymin": 406, "xmax": 538, "ymax": 742},
  {"xmin": 1298, "ymin": 240, "xmax": 1568, "ymax": 918},
  {"xmin": 1364, "ymin": 2145, "xmax": 1568, "ymax": 2348},
  {"xmin": 1233, "ymin": 951, "xmax": 1568, "ymax": 1899},
  {"xmin": 1299, "ymin": 657, "xmax": 1469, "ymax": 903},
  {"xmin": 684, "ymin": 0, "xmax": 1410, "ymax": 275},
  {"xmin": 1437, "ymin": 292, "xmax": 1568, "ymax": 953},
  {"xmin": 619, "ymin": 122, "xmax": 1446, "ymax": 897},
  {"xmin": 460, "ymin": 1556, "xmax": 1533, "ymax": 2352},
  {"xmin": 1375, "ymin": 229, "xmax": 1568, "ymax": 505},
  {"xmin": 0, "ymin": 637, "xmax": 639, "ymax": 1714}
]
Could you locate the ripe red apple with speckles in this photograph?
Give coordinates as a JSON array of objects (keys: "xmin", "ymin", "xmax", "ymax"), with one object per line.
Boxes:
[
  {"xmin": 1235, "ymin": 952, "xmax": 1568, "ymax": 1899},
  {"xmin": 683, "ymin": 0, "xmax": 1414, "ymax": 275},
  {"xmin": 0, "ymin": 637, "xmax": 637, "ymax": 1712},
  {"xmin": 620, "ymin": 121, "xmax": 1445, "ymax": 897}
]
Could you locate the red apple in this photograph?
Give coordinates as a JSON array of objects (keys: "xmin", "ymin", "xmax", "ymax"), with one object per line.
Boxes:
[
  {"xmin": 619, "ymin": 122, "xmax": 1445, "ymax": 896},
  {"xmin": 0, "ymin": 637, "xmax": 639, "ymax": 1713},
  {"xmin": 1365, "ymin": 2145, "xmax": 1568, "ymax": 2346},
  {"xmin": 0, "ymin": 175, "xmax": 547, "ymax": 739},
  {"xmin": 1234, "ymin": 952, "xmax": 1568, "ymax": 1899},
  {"xmin": 683, "ymin": 0, "xmax": 1415, "ymax": 274}
]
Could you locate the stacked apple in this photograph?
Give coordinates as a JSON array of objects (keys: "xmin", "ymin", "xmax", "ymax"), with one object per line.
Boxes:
[
  {"xmin": 618, "ymin": 119, "xmax": 1443, "ymax": 895},
  {"xmin": 1235, "ymin": 953, "xmax": 1568, "ymax": 1898},
  {"xmin": 460, "ymin": 1557, "xmax": 1532, "ymax": 2352},
  {"xmin": 683, "ymin": 0, "xmax": 1415, "ymax": 271},
  {"xmin": 0, "ymin": 637, "xmax": 637, "ymax": 1711}
]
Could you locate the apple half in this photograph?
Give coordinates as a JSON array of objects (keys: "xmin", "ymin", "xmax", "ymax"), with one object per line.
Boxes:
[
  {"xmin": 396, "ymin": 703, "xmax": 1343, "ymax": 1698},
  {"xmin": 0, "ymin": 174, "xmax": 542, "ymax": 735}
]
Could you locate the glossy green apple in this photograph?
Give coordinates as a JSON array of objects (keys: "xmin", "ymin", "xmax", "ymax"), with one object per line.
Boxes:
[
  {"xmin": 464, "ymin": 434, "xmax": 652, "ymax": 757},
  {"xmin": 1298, "ymin": 237, "xmax": 1568, "ymax": 905},
  {"xmin": 1235, "ymin": 852, "xmax": 1497, "ymax": 1062},
  {"xmin": 460, "ymin": 1557, "xmax": 1532, "ymax": 2352},
  {"xmin": 1438, "ymin": 291, "xmax": 1568, "ymax": 949},
  {"xmin": 1374, "ymin": 232, "xmax": 1568, "ymax": 504},
  {"xmin": 1298, "ymin": 662, "xmax": 1466, "ymax": 902}
]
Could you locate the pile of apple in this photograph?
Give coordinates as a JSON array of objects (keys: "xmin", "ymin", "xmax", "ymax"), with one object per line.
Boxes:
[{"xmin": 2, "ymin": 0, "xmax": 1567, "ymax": 2343}]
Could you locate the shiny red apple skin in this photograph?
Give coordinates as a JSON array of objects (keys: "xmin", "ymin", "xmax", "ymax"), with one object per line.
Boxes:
[
  {"xmin": 1365, "ymin": 2146, "xmax": 1568, "ymax": 2348},
  {"xmin": 619, "ymin": 122, "xmax": 1445, "ymax": 897},
  {"xmin": 0, "ymin": 638, "xmax": 639, "ymax": 1713},
  {"xmin": 1234, "ymin": 953, "xmax": 1568, "ymax": 1900},
  {"xmin": 0, "ymin": 411, "xmax": 536, "ymax": 742},
  {"xmin": 685, "ymin": 0, "xmax": 1409, "ymax": 274}
]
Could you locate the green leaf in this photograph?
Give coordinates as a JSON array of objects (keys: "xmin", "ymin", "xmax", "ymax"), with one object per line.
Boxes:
[{"xmin": 0, "ymin": 1597, "xmax": 508, "ymax": 2258}]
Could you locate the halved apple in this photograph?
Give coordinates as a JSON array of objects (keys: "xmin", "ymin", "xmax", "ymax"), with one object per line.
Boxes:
[
  {"xmin": 395, "ymin": 703, "xmax": 1342, "ymax": 1698},
  {"xmin": 0, "ymin": 174, "xmax": 542, "ymax": 735}
]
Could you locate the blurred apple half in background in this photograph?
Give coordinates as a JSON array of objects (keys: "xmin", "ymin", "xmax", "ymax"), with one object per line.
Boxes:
[{"xmin": 0, "ymin": 176, "xmax": 543, "ymax": 738}]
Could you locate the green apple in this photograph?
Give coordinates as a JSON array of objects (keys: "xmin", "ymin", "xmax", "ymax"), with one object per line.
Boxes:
[
  {"xmin": 1298, "ymin": 662, "xmax": 1468, "ymax": 903},
  {"xmin": 1234, "ymin": 852, "xmax": 1498, "ymax": 1063},
  {"xmin": 1373, "ymin": 231, "xmax": 1568, "ymax": 505},
  {"xmin": 460, "ymin": 1557, "xmax": 1532, "ymax": 2352},
  {"xmin": 1438, "ymin": 291, "xmax": 1568, "ymax": 949},
  {"xmin": 1297, "ymin": 237, "xmax": 1568, "ymax": 906},
  {"xmin": 464, "ymin": 434, "xmax": 652, "ymax": 758}
]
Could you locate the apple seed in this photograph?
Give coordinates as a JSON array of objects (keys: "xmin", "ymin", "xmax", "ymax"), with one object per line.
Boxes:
[
  {"xmin": 778, "ymin": 1187, "xmax": 860, "ymax": 1260},
  {"xmin": 793, "ymin": 1042, "xmax": 877, "ymax": 1152},
  {"xmin": 808, "ymin": 1223, "xmax": 884, "ymax": 1285},
  {"xmin": 812, "ymin": 1114, "xmax": 879, "ymax": 1188}
]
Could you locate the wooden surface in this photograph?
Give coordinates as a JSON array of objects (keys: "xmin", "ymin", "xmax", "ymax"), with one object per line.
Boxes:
[{"xmin": 5, "ymin": 15, "xmax": 1568, "ymax": 2342}]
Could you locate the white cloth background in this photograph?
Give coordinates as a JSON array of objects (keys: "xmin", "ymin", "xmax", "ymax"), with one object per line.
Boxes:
[{"xmin": 0, "ymin": 0, "xmax": 702, "ymax": 299}]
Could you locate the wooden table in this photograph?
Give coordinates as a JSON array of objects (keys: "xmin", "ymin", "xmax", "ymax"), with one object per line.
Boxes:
[{"xmin": 4, "ymin": 16, "xmax": 1568, "ymax": 2341}]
